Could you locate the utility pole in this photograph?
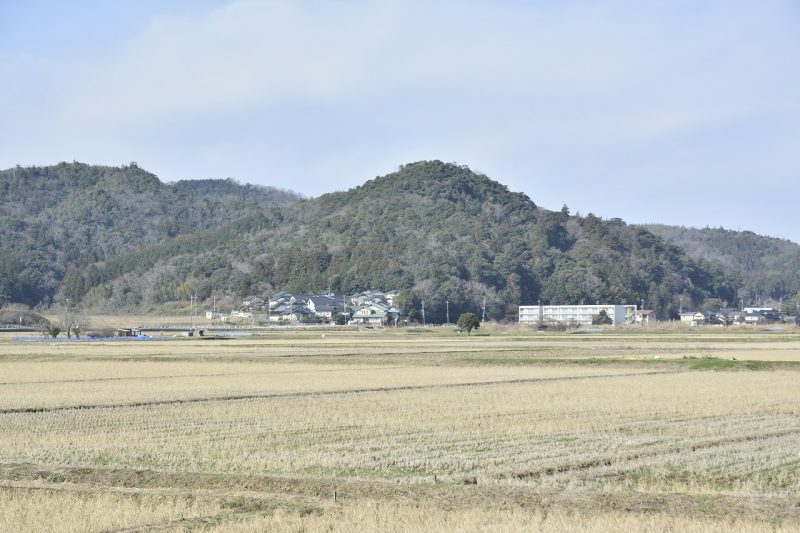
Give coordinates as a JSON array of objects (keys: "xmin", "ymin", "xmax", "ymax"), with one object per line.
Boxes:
[
  {"xmin": 63, "ymin": 298, "xmax": 70, "ymax": 338},
  {"xmin": 481, "ymin": 297, "xmax": 486, "ymax": 323},
  {"xmin": 190, "ymin": 295, "xmax": 197, "ymax": 331},
  {"xmin": 640, "ymin": 298, "xmax": 645, "ymax": 326},
  {"xmin": 538, "ymin": 298, "xmax": 543, "ymax": 326},
  {"xmin": 421, "ymin": 300, "xmax": 425, "ymax": 327},
  {"xmin": 446, "ymin": 299, "xmax": 449, "ymax": 325}
]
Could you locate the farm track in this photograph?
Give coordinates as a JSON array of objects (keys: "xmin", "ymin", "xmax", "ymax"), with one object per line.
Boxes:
[
  {"xmin": 0, "ymin": 369, "xmax": 687, "ymax": 415},
  {"xmin": 1, "ymin": 463, "xmax": 799, "ymax": 525}
]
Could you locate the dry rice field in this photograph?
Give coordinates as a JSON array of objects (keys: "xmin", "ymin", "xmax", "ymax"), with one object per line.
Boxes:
[{"xmin": 1, "ymin": 328, "xmax": 799, "ymax": 531}]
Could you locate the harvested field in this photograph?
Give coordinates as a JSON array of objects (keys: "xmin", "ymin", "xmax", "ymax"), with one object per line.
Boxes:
[{"xmin": 1, "ymin": 328, "xmax": 799, "ymax": 531}]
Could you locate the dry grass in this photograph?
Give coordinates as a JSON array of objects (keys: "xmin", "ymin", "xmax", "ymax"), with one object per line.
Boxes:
[
  {"xmin": 210, "ymin": 501, "xmax": 800, "ymax": 532},
  {"xmin": 0, "ymin": 328, "xmax": 799, "ymax": 530},
  {"xmin": 1, "ymin": 370, "xmax": 798, "ymax": 497},
  {"xmin": 0, "ymin": 484, "xmax": 222, "ymax": 532},
  {"xmin": 0, "ymin": 360, "xmax": 654, "ymax": 410}
]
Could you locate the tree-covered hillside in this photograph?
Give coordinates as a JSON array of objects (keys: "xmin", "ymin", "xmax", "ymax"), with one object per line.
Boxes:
[
  {"xmin": 172, "ymin": 178, "xmax": 300, "ymax": 206},
  {"xmin": 641, "ymin": 225, "xmax": 800, "ymax": 305},
  {"xmin": 26, "ymin": 161, "xmax": 736, "ymax": 321},
  {"xmin": 0, "ymin": 162, "xmax": 300, "ymax": 306}
]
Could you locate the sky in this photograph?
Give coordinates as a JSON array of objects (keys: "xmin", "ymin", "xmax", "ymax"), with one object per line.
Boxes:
[{"xmin": 1, "ymin": 0, "xmax": 799, "ymax": 243}]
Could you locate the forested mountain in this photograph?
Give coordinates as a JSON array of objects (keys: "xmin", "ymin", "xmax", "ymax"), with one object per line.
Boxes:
[
  {"xmin": 2, "ymin": 160, "xmax": 763, "ymax": 320},
  {"xmin": 226, "ymin": 161, "xmax": 735, "ymax": 321},
  {"xmin": 0, "ymin": 160, "xmax": 741, "ymax": 321},
  {"xmin": 641, "ymin": 225, "xmax": 800, "ymax": 306},
  {"xmin": 172, "ymin": 178, "xmax": 300, "ymax": 205},
  {"xmin": 0, "ymin": 162, "xmax": 300, "ymax": 306}
]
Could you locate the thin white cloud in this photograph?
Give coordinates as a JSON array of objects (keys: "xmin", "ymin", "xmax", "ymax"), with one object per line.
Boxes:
[{"xmin": 1, "ymin": 0, "xmax": 798, "ymax": 241}]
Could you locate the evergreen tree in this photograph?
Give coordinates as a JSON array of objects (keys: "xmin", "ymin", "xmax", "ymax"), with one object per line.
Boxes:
[{"xmin": 457, "ymin": 312, "xmax": 480, "ymax": 335}]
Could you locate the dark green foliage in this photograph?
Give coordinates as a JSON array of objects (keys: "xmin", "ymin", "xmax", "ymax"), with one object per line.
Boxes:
[
  {"xmin": 45, "ymin": 324, "xmax": 61, "ymax": 338},
  {"xmin": 0, "ymin": 161, "xmax": 745, "ymax": 318},
  {"xmin": 781, "ymin": 301, "xmax": 798, "ymax": 316},
  {"xmin": 457, "ymin": 312, "xmax": 481, "ymax": 334},
  {"xmin": 685, "ymin": 358, "xmax": 774, "ymax": 371},
  {"xmin": 642, "ymin": 225, "xmax": 800, "ymax": 305},
  {"xmin": 0, "ymin": 162, "xmax": 299, "ymax": 307},
  {"xmin": 172, "ymin": 178, "xmax": 299, "ymax": 205},
  {"xmin": 592, "ymin": 309, "xmax": 613, "ymax": 325}
]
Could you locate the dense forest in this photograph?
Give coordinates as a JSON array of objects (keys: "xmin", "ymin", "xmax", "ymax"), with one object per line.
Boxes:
[
  {"xmin": 641, "ymin": 225, "xmax": 800, "ymax": 308},
  {"xmin": 2, "ymin": 160, "xmax": 788, "ymax": 322},
  {"xmin": 0, "ymin": 162, "xmax": 299, "ymax": 307}
]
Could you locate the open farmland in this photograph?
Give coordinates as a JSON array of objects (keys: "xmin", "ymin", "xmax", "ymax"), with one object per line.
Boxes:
[{"xmin": 1, "ymin": 328, "xmax": 799, "ymax": 531}]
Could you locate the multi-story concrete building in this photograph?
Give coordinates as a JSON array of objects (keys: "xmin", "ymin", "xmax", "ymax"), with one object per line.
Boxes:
[{"xmin": 518, "ymin": 304, "xmax": 638, "ymax": 326}]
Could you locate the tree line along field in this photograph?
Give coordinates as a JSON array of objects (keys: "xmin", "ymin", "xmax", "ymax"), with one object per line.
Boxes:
[{"xmin": 0, "ymin": 329, "xmax": 799, "ymax": 531}]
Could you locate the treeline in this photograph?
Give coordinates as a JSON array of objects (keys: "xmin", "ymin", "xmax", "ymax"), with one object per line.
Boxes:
[
  {"xmin": 642, "ymin": 225, "xmax": 800, "ymax": 305},
  {"xmin": 0, "ymin": 162, "xmax": 300, "ymax": 307},
  {"xmin": 10, "ymin": 161, "xmax": 787, "ymax": 320},
  {"xmin": 13, "ymin": 160, "xmax": 742, "ymax": 322},
  {"xmin": 237, "ymin": 162, "xmax": 734, "ymax": 321}
]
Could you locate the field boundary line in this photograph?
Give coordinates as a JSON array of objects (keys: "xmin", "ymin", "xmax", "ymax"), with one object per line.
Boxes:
[
  {"xmin": 0, "ymin": 480, "xmax": 325, "ymax": 533},
  {"xmin": 0, "ymin": 369, "xmax": 687, "ymax": 415},
  {"xmin": 506, "ymin": 427, "xmax": 800, "ymax": 481},
  {"xmin": 0, "ymin": 365, "xmax": 414, "ymax": 387},
  {"xmin": 1, "ymin": 463, "xmax": 799, "ymax": 523}
]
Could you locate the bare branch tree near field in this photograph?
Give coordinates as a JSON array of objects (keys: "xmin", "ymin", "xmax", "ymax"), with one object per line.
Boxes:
[{"xmin": 61, "ymin": 298, "xmax": 88, "ymax": 338}]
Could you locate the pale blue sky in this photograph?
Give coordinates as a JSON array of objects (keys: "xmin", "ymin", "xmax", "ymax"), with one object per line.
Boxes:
[{"xmin": 2, "ymin": 1, "xmax": 799, "ymax": 243}]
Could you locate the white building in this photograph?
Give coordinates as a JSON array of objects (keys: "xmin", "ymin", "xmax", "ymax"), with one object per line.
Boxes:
[
  {"xmin": 680, "ymin": 311, "xmax": 707, "ymax": 325},
  {"xmin": 519, "ymin": 304, "xmax": 637, "ymax": 326}
]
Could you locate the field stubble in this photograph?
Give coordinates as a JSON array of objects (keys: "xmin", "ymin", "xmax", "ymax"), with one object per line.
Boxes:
[{"xmin": 0, "ymin": 329, "xmax": 799, "ymax": 531}]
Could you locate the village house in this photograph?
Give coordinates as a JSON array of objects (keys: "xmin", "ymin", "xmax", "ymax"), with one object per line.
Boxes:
[
  {"xmin": 349, "ymin": 301, "xmax": 401, "ymax": 326},
  {"xmin": 350, "ymin": 304, "xmax": 389, "ymax": 326},
  {"xmin": 268, "ymin": 301, "xmax": 315, "ymax": 322},
  {"xmin": 306, "ymin": 296, "xmax": 344, "ymax": 320},
  {"xmin": 205, "ymin": 311, "xmax": 227, "ymax": 321},
  {"xmin": 738, "ymin": 309, "xmax": 781, "ymax": 325},
  {"xmin": 240, "ymin": 295, "xmax": 266, "ymax": 311},
  {"xmin": 221, "ymin": 289, "xmax": 402, "ymax": 325},
  {"xmin": 679, "ymin": 311, "xmax": 729, "ymax": 326},
  {"xmin": 679, "ymin": 311, "xmax": 707, "ymax": 326},
  {"xmin": 635, "ymin": 309, "xmax": 656, "ymax": 325}
]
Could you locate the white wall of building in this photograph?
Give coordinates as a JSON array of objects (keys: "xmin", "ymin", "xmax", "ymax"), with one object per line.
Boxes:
[{"xmin": 519, "ymin": 304, "xmax": 637, "ymax": 326}]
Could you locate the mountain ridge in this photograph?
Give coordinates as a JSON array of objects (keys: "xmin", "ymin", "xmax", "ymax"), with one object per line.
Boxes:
[
  {"xmin": 0, "ymin": 162, "xmax": 300, "ymax": 306},
  {"xmin": 1, "ymin": 160, "xmax": 791, "ymax": 320},
  {"xmin": 640, "ymin": 224, "xmax": 800, "ymax": 305}
]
